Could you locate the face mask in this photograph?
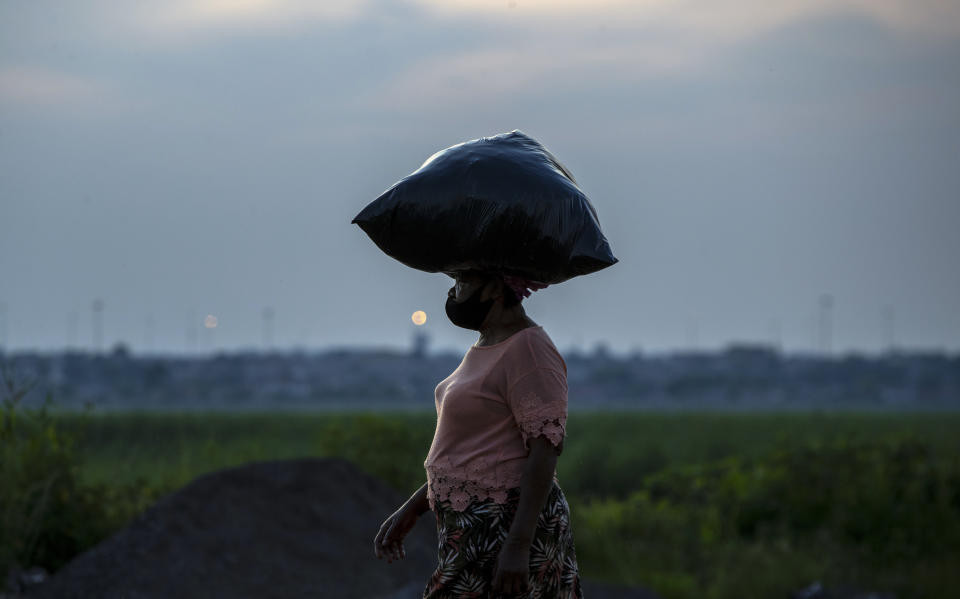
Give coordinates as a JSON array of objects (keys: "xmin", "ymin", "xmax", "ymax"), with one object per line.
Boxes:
[{"xmin": 445, "ymin": 285, "xmax": 495, "ymax": 330}]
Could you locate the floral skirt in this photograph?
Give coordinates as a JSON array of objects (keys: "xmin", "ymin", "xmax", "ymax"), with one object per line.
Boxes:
[{"xmin": 422, "ymin": 480, "xmax": 584, "ymax": 599}]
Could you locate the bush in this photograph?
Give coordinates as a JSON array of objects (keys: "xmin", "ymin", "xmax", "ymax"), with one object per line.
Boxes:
[
  {"xmin": 313, "ymin": 413, "xmax": 434, "ymax": 495},
  {"xmin": 571, "ymin": 435, "xmax": 960, "ymax": 599},
  {"xmin": 0, "ymin": 361, "xmax": 159, "ymax": 574},
  {"xmin": 9, "ymin": 403, "xmax": 959, "ymax": 597}
]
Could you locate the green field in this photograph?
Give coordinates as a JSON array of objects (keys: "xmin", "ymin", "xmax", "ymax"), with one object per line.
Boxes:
[
  {"xmin": 60, "ymin": 409, "xmax": 959, "ymax": 491},
  {"xmin": 5, "ymin": 407, "xmax": 960, "ymax": 599}
]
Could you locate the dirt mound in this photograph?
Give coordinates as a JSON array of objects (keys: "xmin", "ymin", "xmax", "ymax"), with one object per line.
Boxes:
[
  {"xmin": 30, "ymin": 458, "xmax": 437, "ymax": 599},
  {"xmin": 30, "ymin": 457, "xmax": 660, "ymax": 599}
]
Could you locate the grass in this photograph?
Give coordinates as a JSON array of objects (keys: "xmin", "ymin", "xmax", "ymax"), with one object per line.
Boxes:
[
  {"xmin": 58, "ymin": 409, "xmax": 960, "ymax": 493},
  {"xmin": 11, "ymin": 407, "xmax": 960, "ymax": 599}
]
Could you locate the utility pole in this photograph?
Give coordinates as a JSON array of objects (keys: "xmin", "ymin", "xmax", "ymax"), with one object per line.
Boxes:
[
  {"xmin": 0, "ymin": 301, "xmax": 7, "ymax": 351},
  {"xmin": 882, "ymin": 304, "xmax": 896, "ymax": 353},
  {"xmin": 768, "ymin": 318, "xmax": 782, "ymax": 352},
  {"xmin": 185, "ymin": 310, "xmax": 198, "ymax": 354},
  {"xmin": 144, "ymin": 314, "xmax": 156, "ymax": 355},
  {"xmin": 684, "ymin": 317, "xmax": 699, "ymax": 350},
  {"xmin": 66, "ymin": 310, "xmax": 79, "ymax": 350},
  {"xmin": 92, "ymin": 298, "xmax": 105, "ymax": 354},
  {"xmin": 818, "ymin": 293, "xmax": 833, "ymax": 356},
  {"xmin": 262, "ymin": 306, "xmax": 275, "ymax": 352},
  {"xmin": 203, "ymin": 314, "xmax": 217, "ymax": 354}
]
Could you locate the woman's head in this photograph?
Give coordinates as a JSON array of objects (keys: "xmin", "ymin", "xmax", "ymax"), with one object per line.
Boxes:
[
  {"xmin": 447, "ymin": 271, "xmax": 522, "ymax": 303},
  {"xmin": 501, "ymin": 274, "xmax": 547, "ymax": 304},
  {"xmin": 501, "ymin": 281, "xmax": 522, "ymax": 307},
  {"xmin": 445, "ymin": 271, "xmax": 523, "ymax": 330}
]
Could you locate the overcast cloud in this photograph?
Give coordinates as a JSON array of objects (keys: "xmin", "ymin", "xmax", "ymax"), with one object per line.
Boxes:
[{"xmin": 1, "ymin": 0, "xmax": 958, "ymax": 355}]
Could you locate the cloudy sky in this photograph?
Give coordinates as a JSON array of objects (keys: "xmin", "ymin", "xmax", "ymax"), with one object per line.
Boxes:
[{"xmin": 2, "ymin": 0, "xmax": 958, "ymax": 356}]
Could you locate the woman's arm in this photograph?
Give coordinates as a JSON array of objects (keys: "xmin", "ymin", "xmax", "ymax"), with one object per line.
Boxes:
[
  {"xmin": 375, "ymin": 481, "xmax": 429, "ymax": 563},
  {"xmin": 492, "ymin": 436, "xmax": 558, "ymax": 593},
  {"xmin": 504, "ymin": 435, "xmax": 559, "ymax": 547},
  {"xmin": 402, "ymin": 481, "xmax": 431, "ymax": 517}
]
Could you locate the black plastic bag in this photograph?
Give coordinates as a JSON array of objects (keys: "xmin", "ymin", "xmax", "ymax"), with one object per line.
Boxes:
[{"xmin": 351, "ymin": 130, "xmax": 617, "ymax": 285}]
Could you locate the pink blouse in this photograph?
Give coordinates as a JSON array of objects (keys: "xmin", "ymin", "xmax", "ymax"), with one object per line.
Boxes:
[{"xmin": 423, "ymin": 325, "xmax": 568, "ymax": 513}]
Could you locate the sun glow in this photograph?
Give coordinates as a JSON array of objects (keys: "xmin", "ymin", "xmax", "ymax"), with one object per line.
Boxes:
[{"xmin": 411, "ymin": 311, "xmax": 427, "ymax": 326}]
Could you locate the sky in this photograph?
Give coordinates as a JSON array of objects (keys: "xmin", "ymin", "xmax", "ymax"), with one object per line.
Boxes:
[{"xmin": 1, "ymin": 0, "xmax": 958, "ymax": 357}]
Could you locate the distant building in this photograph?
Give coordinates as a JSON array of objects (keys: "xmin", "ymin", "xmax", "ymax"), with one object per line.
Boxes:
[
  {"xmin": 592, "ymin": 341, "xmax": 611, "ymax": 361},
  {"xmin": 411, "ymin": 331, "xmax": 430, "ymax": 359}
]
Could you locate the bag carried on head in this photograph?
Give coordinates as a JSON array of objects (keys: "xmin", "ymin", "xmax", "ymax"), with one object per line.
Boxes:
[{"xmin": 351, "ymin": 130, "xmax": 617, "ymax": 285}]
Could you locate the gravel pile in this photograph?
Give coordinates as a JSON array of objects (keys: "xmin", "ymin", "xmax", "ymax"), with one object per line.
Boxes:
[{"xmin": 29, "ymin": 457, "xmax": 658, "ymax": 598}]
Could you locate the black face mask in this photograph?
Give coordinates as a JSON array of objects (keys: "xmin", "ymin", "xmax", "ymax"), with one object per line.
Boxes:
[{"xmin": 445, "ymin": 286, "xmax": 495, "ymax": 330}]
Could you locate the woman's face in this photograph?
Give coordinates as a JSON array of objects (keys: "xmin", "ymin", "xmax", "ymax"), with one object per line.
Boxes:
[
  {"xmin": 445, "ymin": 272, "xmax": 499, "ymax": 330},
  {"xmin": 448, "ymin": 272, "xmax": 489, "ymax": 303}
]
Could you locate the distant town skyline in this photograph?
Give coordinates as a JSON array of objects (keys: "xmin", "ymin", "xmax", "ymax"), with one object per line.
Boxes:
[
  {"xmin": 2, "ymin": 1, "xmax": 958, "ymax": 356},
  {"xmin": 0, "ymin": 296, "xmax": 940, "ymax": 358}
]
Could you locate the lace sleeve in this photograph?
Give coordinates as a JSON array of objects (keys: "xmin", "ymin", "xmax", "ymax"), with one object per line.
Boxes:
[{"xmin": 507, "ymin": 367, "xmax": 567, "ymax": 455}]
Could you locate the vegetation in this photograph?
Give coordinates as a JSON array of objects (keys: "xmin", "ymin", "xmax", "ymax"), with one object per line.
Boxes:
[
  {"xmin": 2, "ymin": 362, "xmax": 958, "ymax": 597},
  {"xmin": 570, "ymin": 436, "xmax": 960, "ymax": 598},
  {"xmin": 0, "ymin": 363, "xmax": 158, "ymax": 575}
]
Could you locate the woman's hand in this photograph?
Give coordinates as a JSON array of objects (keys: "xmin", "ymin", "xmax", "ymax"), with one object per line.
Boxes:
[
  {"xmin": 491, "ymin": 538, "xmax": 531, "ymax": 596},
  {"xmin": 374, "ymin": 504, "xmax": 419, "ymax": 563}
]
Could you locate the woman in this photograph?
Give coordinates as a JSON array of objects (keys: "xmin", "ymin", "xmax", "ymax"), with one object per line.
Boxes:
[{"xmin": 374, "ymin": 270, "xmax": 583, "ymax": 599}]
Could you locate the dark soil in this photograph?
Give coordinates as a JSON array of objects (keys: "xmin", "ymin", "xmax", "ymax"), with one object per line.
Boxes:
[{"xmin": 28, "ymin": 457, "xmax": 659, "ymax": 598}]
